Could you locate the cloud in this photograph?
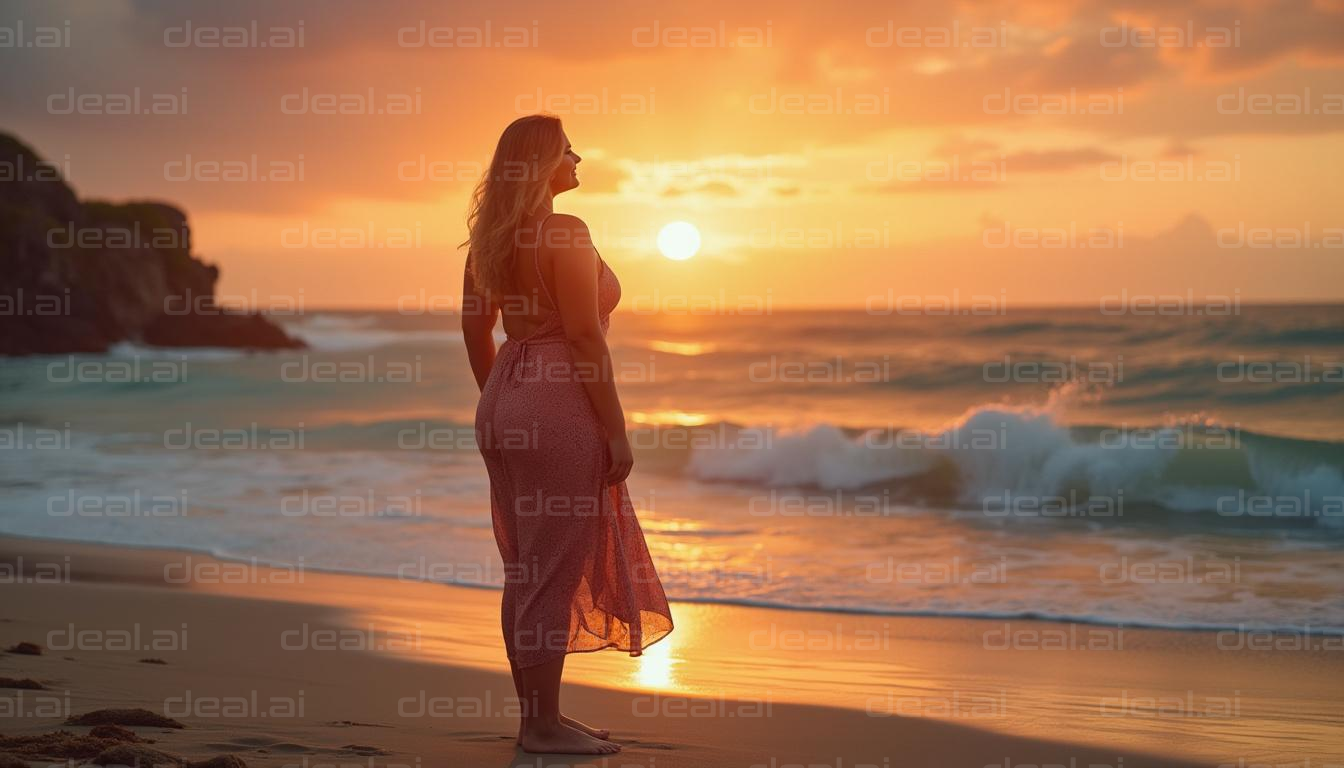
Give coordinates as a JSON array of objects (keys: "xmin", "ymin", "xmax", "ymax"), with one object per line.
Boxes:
[
  {"xmin": 3, "ymin": 0, "xmax": 1342, "ymax": 221},
  {"xmin": 860, "ymin": 178, "xmax": 1003, "ymax": 195},
  {"xmin": 1103, "ymin": 1, "xmax": 1344, "ymax": 79},
  {"xmin": 802, "ymin": 212, "xmax": 1344, "ymax": 305},
  {"xmin": 1161, "ymin": 140, "xmax": 1199, "ymax": 158},
  {"xmin": 931, "ymin": 135, "xmax": 1001, "ymax": 159},
  {"xmin": 661, "ymin": 179, "xmax": 740, "ymax": 198},
  {"xmin": 572, "ymin": 158, "xmax": 631, "ymax": 194},
  {"xmin": 1002, "ymin": 148, "xmax": 1120, "ymax": 172}
]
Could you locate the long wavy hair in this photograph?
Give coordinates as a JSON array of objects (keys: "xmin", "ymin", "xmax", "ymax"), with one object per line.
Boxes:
[{"xmin": 462, "ymin": 114, "xmax": 566, "ymax": 300}]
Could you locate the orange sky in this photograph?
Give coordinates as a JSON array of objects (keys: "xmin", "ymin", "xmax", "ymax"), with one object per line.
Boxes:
[{"xmin": 4, "ymin": 0, "xmax": 1343, "ymax": 308}]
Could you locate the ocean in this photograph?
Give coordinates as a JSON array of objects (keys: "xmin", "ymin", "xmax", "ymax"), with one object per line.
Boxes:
[{"xmin": 3, "ymin": 305, "xmax": 1343, "ymax": 634}]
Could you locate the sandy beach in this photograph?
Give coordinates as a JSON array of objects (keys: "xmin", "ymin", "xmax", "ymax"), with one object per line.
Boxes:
[{"xmin": 2, "ymin": 535, "xmax": 1339, "ymax": 767}]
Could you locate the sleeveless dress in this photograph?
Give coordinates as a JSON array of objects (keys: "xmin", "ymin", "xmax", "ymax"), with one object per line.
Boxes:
[{"xmin": 474, "ymin": 212, "xmax": 674, "ymax": 670}]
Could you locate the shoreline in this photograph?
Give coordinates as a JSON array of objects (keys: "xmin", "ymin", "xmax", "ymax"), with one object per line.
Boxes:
[
  {"xmin": 3, "ymin": 535, "xmax": 1342, "ymax": 766},
  {"xmin": 2, "ymin": 532, "xmax": 1344, "ymax": 640},
  {"xmin": 3, "ymin": 530, "xmax": 1341, "ymax": 638}
]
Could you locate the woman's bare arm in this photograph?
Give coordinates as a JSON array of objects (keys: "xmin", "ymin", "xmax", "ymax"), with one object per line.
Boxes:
[
  {"xmin": 545, "ymin": 214, "xmax": 632, "ymax": 483},
  {"xmin": 461, "ymin": 257, "xmax": 499, "ymax": 392}
]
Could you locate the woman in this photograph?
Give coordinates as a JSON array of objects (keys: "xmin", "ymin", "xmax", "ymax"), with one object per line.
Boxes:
[{"xmin": 461, "ymin": 114, "xmax": 674, "ymax": 755}]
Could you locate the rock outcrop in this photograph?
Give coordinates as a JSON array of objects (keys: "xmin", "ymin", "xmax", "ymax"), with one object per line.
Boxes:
[{"xmin": 0, "ymin": 132, "xmax": 304, "ymax": 355}]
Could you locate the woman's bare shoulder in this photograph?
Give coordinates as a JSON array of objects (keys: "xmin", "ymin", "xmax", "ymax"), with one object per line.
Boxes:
[
  {"xmin": 542, "ymin": 212, "xmax": 589, "ymax": 232},
  {"xmin": 539, "ymin": 213, "xmax": 595, "ymax": 254}
]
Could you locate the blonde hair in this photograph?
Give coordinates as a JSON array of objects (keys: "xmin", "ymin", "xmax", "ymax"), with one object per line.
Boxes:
[{"xmin": 462, "ymin": 114, "xmax": 566, "ymax": 300}]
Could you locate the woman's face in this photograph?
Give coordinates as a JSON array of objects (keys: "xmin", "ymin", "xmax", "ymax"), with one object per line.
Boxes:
[{"xmin": 550, "ymin": 131, "xmax": 581, "ymax": 194}]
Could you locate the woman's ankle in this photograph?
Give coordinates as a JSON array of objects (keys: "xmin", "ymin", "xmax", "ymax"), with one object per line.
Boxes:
[{"xmin": 521, "ymin": 714, "xmax": 563, "ymax": 731}]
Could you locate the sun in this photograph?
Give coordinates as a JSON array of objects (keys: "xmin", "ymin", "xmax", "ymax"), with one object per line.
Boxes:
[{"xmin": 656, "ymin": 221, "xmax": 701, "ymax": 261}]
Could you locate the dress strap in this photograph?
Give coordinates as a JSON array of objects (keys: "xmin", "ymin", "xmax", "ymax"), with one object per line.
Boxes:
[{"xmin": 532, "ymin": 211, "xmax": 558, "ymax": 308}]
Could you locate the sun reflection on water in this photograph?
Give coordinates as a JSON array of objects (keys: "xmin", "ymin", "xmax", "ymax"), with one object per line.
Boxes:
[{"xmin": 634, "ymin": 633, "xmax": 678, "ymax": 690}]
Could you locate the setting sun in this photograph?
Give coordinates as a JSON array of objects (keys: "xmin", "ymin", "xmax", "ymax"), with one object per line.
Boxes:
[{"xmin": 656, "ymin": 221, "xmax": 701, "ymax": 261}]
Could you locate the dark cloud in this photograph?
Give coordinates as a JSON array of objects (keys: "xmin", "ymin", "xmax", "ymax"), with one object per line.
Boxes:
[{"xmin": 2, "ymin": 0, "xmax": 1341, "ymax": 217}]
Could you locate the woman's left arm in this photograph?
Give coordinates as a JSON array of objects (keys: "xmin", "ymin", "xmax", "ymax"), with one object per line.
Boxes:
[{"xmin": 461, "ymin": 257, "xmax": 499, "ymax": 392}]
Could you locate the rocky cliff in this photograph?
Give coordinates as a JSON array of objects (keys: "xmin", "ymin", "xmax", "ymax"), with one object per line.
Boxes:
[{"xmin": 0, "ymin": 132, "xmax": 304, "ymax": 355}]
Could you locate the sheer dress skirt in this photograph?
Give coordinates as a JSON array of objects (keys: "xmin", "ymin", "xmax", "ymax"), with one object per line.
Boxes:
[{"xmin": 475, "ymin": 330, "xmax": 674, "ymax": 670}]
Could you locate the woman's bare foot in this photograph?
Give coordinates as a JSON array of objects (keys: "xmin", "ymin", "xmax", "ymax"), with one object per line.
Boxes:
[
  {"xmin": 516, "ymin": 714, "xmax": 610, "ymax": 743},
  {"xmin": 518, "ymin": 721, "xmax": 621, "ymax": 755},
  {"xmin": 562, "ymin": 713, "xmax": 610, "ymax": 740}
]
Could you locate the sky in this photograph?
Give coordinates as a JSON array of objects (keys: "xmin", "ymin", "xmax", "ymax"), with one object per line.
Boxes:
[{"xmin": 2, "ymin": 0, "xmax": 1343, "ymax": 309}]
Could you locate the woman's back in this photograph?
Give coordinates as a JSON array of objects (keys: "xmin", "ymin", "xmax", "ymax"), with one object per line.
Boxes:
[
  {"xmin": 497, "ymin": 211, "xmax": 616, "ymax": 342},
  {"xmin": 499, "ymin": 211, "xmax": 563, "ymax": 341}
]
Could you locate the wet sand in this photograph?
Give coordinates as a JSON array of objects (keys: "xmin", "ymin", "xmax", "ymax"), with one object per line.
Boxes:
[{"xmin": 2, "ymin": 535, "xmax": 1340, "ymax": 767}]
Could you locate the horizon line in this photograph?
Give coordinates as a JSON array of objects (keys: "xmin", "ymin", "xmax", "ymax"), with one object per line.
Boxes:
[{"xmin": 250, "ymin": 299, "xmax": 1344, "ymax": 313}]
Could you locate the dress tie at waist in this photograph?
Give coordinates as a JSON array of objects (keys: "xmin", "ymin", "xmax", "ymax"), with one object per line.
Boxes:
[{"xmin": 506, "ymin": 335, "xmax": 570, "ymax": 385}]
